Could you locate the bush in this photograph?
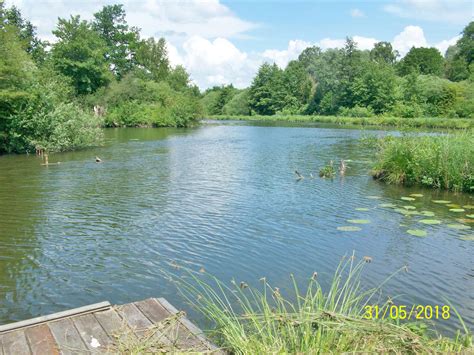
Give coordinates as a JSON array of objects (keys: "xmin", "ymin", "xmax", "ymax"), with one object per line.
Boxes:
[
  {"xmin": 338, "ymin": 105, "xmax": 374, "ymax": 117},
  {"xmin": 96, "ymin": 74, "xmax": 201, "ymax": 127}
]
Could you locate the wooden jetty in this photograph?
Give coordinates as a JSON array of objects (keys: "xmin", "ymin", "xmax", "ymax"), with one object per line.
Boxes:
[{"xmin": 0, "ymin": 298, "xmax": 222, "ymax": 354}]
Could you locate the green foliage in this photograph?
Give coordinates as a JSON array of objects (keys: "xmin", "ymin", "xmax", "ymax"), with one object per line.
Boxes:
[
  {"xmin": 223, "ymin": 89, "xmax": 250, "ymax": 115},
  {"xmin": 135, "ymin": 37, "xmax": 170, "ymax": 82},
  {"xmin": 457, "ymin": 21, "xmax": 474, "ymax": 66},
  {"xmin": 249, "ymin": 63, "xmax": 286, "ymax": 115},
  {"xmin": 319, "ymin": 161, "xmax": 336, "ymax": 178},
  {"xmin": 92, "ymin": 4, "xmax": 139, "ymax": 79},
  {"xmin": 52, "ymin": 15, "xmax": 112, "ymax": 95},
  {"xmin": 372, "ymin": 131, "xmax": 474, "ymax": 193},
  {"xmin": 97, "ymin": 73, "xmax": 201, "ymax": 128},
  {"xmin": 175, "ymin": 255, "xmax": 472, "ymax": 353},
  {"xmin": 370, "ymin": 41, "xmax": 399, "ymax": 65},
  {"xmin": 398, "ymin": 47, "xmax": 444, "ymax": 76}
]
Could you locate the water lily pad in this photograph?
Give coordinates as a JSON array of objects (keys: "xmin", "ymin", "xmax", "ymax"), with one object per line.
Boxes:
[
  {"xmin": 466, "ymin": 214, "xmax": 474, "ymax": 218},
  {"xmin": 463, "ymin": 205, "xmax": 474, "ymax": 210},
  {"xmin": 447, "ymin": 224, "xmax": 470, "ymax": 230},
  {"xmin": 355, "ymin": 208, "xmax": 370, "ymax": 211},
  {"xmin": 395, "ymin": 209, "xmax": 419, "ymax": 216},
  {"xmin": 432, "ymin": 200, "xmax": 451, "ymax": 204},
  {"xmin": 410, "ymin": 194, "xmax": 424, "ymax": 197},
  {"xmin": 379, "ymin": 203, "xmax": 396, "ymax": 208},
  {"xmin": 366, "ymin": 196, "xmax": 382, "ymax": 200},
  {"xmin": 347, "ymin": 219, "xmax": 371, "ymax": 224},
  {"xmin": 420, "ymin": 211, "xmax": 435, "ymax": 217},
  {"xmin": 337, "ymin": 226, "xmax": 362, "ymax": 232},
  {"xmin": 419, "ymin": 219, "xmax": 441, "ymax": 225},
  {"xmin": 403, "ymin": 205, "xmax": 416, "ymax": 210},
  {"xmin": 401, "ymin": 197, "xmax": 416, "ymax": 201},
  {"xmin": 449, "ymin": 208, "xmax": 465, "ymax": 213},
  {"xmin": 458, "ymin": 235, "xmax": 474, "ymax": 241},
  {"xmin": 446, "ymin": 204, "xmax": 461, "ymax": 208},
  {"xmin": 407, "ymin": 229, "xmax": 427, "ymax": 237}
]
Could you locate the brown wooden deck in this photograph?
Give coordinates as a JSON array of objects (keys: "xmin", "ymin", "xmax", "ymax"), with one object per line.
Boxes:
[{"xmin": 0, "ymin": 298, "xmax": 222, "ymax": 354}]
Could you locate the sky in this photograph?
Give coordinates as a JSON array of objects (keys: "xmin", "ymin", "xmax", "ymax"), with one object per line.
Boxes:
[{"xmin": 5, "ymin": 0, "xmax": 474, "ymax": 89}]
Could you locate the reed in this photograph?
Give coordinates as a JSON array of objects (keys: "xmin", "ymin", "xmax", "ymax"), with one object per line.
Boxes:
[
  {"xmin": 173, "ymin": 255, "xmax": 472, "ymax": 354},
  {"xmin": 207, "ymin": 114, "xmax": 474, "ymax": 130},
  {"xmin": 371, "ymin": 131, "xmax": 474, "ymax": 193}
]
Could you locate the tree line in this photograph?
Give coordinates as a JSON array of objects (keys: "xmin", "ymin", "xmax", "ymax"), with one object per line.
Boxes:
[
  {"xmin": 0, "ymin": 3, "xmax": 201, "ymax": 154},
  {"xmin": 202, "ymin": 22, "xmax": 474, "ymax": 119}
]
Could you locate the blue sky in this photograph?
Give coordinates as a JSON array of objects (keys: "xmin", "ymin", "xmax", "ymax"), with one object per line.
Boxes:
[{"xmin": 6, "ymin": 0, "xmax": 473, "ymax": 88}]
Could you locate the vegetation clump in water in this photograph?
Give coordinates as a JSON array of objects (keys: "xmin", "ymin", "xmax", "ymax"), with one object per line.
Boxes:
[
  {"xmin": 371, "ymin": 131, "xmax": 474, "ymax": 193},
  {"xmin": 319, "ymin": 161, "xmax": 336, "ymax": 178}
]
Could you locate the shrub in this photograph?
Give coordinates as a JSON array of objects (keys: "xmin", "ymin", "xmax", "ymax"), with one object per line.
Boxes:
[{"xmin": 338, "ymin": 105, "xmax": 375, "ymax": 117}]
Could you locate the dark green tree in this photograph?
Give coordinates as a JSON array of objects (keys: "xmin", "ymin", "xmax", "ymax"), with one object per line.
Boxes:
[
  {"xmin": 135, "ymin": 37, "xmax": 170, "ymax": 82},
  {"xmin": 52, "ymin": 15, "xmax": 111, "ymax": 95},
  {"xmin": 2, "ymin": 5, "xmax": 46, "ymax": 64},
  {"xmin": 248, "ymin": 63, "xmax": 285, "ymax": 115},
  {"xmin": 456, "ymin": 21, "xmax": 474, "ymax": 66},
  {"xmin": 398, "ymin": 47, "xmax": 444, "ymax": 76},
  {"xmin": 370, "ymin": 41, "xmax": 398, "ymax": 65},
  {"xmin": 92, "ymin": 4, "xmax": 140, "ymax": 78}
]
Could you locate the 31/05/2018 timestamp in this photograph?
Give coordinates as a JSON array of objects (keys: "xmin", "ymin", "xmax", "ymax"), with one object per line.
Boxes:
[{"xmin": 363, "ymin": 305, "xmax": 451, "ymax": 320}]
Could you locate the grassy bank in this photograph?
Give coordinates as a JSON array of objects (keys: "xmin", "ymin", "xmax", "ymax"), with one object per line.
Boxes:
[
  {"xmin": 207, "ymin": 114, "xmax": 474, "ymax": 130},
  {"xmin": 175, "ymin": 256, "xmax": 472, "ymax": 354},
  {"xmin": 371, "ymin": 131, "xmax": 474, "ymax": 193}
]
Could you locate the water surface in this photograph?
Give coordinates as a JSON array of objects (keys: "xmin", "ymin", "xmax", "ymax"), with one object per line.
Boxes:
[{"xmin": 0, "ymin": 122, "xmax": 472, "ymax": 334}]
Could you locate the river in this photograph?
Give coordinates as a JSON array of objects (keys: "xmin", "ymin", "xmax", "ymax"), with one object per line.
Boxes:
[{"xmin": 0, "ymin": 121, "xmax": 472, "ymax": 334}]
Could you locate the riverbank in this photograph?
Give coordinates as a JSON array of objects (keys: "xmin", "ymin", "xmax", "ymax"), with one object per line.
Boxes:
[
  {"xmin": 207, "ymin": 114, "xmax": 474, "ymax": 130},
  {"xmin": 370, "ymin": 131, "xmax": 474, "ymax": 193},
  {"xmin": 177, "ymin": 256, "xmax": 473, "ymax": 354}
]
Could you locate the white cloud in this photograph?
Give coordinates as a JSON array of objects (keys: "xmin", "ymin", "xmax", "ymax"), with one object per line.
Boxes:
[
  {"xmin": 350, "ymin": 8, "xmax": 365, "ymax": 18},
  {"xmin": 5, "ymin": 0, "xmax": 258, "ymax": 41},
  {"xmin": 175, "ymin": 36, "xmax": 258, "ymax": 89},
  {"xmin": 392, "ymin": 25, "xmax": 428, "ymax": 56},
  {"xmin": 262, "ymin": 40, "xmax": 312, "ymax": 68},
  {"xmin": 434, "ymin": 35, "xmax": 461, "ymax": 56},
  {"xmin": 384, "ymin": 0, "xmax": 472, "ymax": 24}
]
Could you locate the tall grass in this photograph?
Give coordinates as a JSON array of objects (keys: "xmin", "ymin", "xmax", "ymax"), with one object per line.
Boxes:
[
  {"xmin": 173, "ymin": 255, "xmax": 472, "ymax": 354},
  {"xmin": 371, "ymin": 131, "xmax": 474, "ymax": 193},
  {"xmin": 207, "ymin": 114, "xmax": 474, "ymax": 130}
]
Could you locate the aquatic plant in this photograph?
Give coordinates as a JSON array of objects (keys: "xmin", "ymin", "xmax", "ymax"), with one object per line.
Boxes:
[
  {"xmin": 173, "ymin": 255, "xmax": 472, "ymax": 354},
  {"xmin": 371, "ymin": 131, "xmax": 474, "ymax": 193},
  {"xmin": 319, "ymin": 161, "xmax": 336, "ymax": 178}
]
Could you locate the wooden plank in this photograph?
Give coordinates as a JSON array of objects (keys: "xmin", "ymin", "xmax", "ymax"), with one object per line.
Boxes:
[
  {"xmin": 134, "ymin": 298, "xmax": 171, "ymax": 323},
  {"xmin": 158, "ymin": 297, "xmax": 222, "ymax": 352},
  {"xmin": 94, "ymin": 308, "xmax": 133, "ymax": 348},
  {"xmin": 133, "ymin": 299, "xmax": 173, "ymax": 346},
  {"xmin": 48, "ymin": 318, "xmax": 88, "ymax": 355},
  {"xmin": 116, "ymin": 303, "xmax": 152, "ymax": 336},
  {"xmin": 73, "ymin": 314, "xmax": 111, "ymax": 353},
  {"xmin": 93, "ymin": 309, "xmax": 125, "ymax": 338},
  {"xmin": 0, "ymin": 330, "xmax": 31, "ymax": 355},
  {"xmin": 25, "ymin": 324, "xmax": 59, "ymax": 355},
  {"xmin": 0, "ymin": 302, "xmax": 110, "ymax": 334}
]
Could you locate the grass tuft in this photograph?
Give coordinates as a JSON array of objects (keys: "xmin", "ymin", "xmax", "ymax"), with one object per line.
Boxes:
[
  {"xmin": 371, "ymin": 131, "xmax": 474, "ymax": 193},
  {"xmin": 173, "ymin": 254, "xmax": 472, "ymax": 354}
]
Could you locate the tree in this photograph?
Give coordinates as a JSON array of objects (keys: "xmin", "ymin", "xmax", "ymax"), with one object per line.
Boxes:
[
  {"xmin": 2, "ymin": 5, "xmax": 46, "ymax": 64},
  {"xmin": 135, "ymin": 37, "xmax": 170, "ymax": 82},
  {"xmin": 93, "ymin": 4, "xmax": 140, "ymax": 78},
  {"xmin": 398, "ymin": 47, "xmax": 444, "ymax": 76},
  {"xmin": 282, "ymin": 60, "xmax": 314, "ymax": 113},
  {"xmin": 370, "ymin": 41, "xmax": 398, "ymax": 65},
  {"xmin": 456, "ymin": 21, "xmax": 474, "ymax": 66},
  {"xmin": 352, "ymin": 62, "xmax": 397, "ymax": 114},
  {"xmin": 52, "ymin": 15, "xmax": 111, "ymax": 95},
  {"xmin": 248, "ymin": 63, "xmax": 285, "ymax": 115}
]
